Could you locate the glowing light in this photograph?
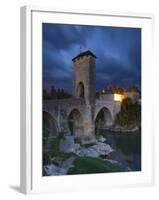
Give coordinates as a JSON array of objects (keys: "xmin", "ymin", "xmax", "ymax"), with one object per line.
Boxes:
[{"xmin": 114, "ymin": 93, "xmax": 124, "ymax": 102}]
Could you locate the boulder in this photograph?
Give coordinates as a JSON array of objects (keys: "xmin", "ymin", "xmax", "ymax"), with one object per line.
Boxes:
[
  {"xmin": 90, "ymin": 142, "xmax": 113, "ymax": 155},
  {"xmin": 81, "ymin": 137, "xmax": 97, "ymax": 145},
  {"xmin": 44, "ymin": 164, "xmax": 66, "ymax": 176},
  {"xmin": 77, "ymin": 142, "xmax": 113, "ymax": 158},
  {"xmin": 78, "ymin": 147, "xmax": 99, "ymax": 157},
  {"xmin": 98, "ymin": 135, "xmax": 107, "ymax": 143},
  {"xmin": 59, "ymin": 136, "xmax": 75, "ymax": 153},
  {"xmin": 61, "ymin": 156, "xmax": 76, "ymax": 171}
]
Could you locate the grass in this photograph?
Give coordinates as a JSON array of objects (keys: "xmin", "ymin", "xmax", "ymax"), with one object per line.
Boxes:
[{"xmin": 67, "ymin": 157, "xmax": 126, "ymax": 175}]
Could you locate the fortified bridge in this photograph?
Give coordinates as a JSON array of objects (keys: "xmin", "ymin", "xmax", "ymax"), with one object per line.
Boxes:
[
  {"xmin": 43, "ymin": 50, "xmax": 121, "ymax": 140},
  {"xmin": 43, "ymin": 96, "xmax": 120, "ymax": 140}
]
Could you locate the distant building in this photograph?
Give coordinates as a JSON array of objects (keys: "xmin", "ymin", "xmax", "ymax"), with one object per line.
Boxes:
[{"xmin": 100, "ymin": 85, "xmax": 141, "ymax": 103}]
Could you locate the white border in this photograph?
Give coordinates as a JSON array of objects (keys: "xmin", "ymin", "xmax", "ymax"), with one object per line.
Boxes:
[{"xmin": 20, "ymin": 6, "xmax": 154, "ymax": 194}]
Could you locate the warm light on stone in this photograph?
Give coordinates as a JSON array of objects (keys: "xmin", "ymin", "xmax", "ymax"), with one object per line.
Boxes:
[{"xmin": 114, "ymin": 93, "xmax": 124, "ymax": 102}]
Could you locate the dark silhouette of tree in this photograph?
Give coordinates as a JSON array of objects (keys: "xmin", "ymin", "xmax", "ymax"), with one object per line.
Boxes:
[
  {"xmin": 51, "ymin": 86, "xmax": 57, "ymax": 99},
  {"xmin": 43, "ymin": 85, "xmax": 71, "ymax": 100},
  {"xmin": 43, "ymin": 89, "xmax": 50, "ymax": 99},
  {"xmin": 121, "ymin": 97, "xmax": 133, "ymax": 112}
]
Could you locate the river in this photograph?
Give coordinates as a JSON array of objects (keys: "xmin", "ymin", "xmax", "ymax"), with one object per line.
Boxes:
[{"xmin": 99, "ymin": 129, "xmax": 141, "ymax": 171}]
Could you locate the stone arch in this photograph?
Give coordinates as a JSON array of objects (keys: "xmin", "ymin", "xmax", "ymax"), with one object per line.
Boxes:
[
  {"xmin": 68, "ymin": 108, "xmax": 83, "ymax": 138},
  {"xmin": 43, "ymin": 111, "xmax": 58, "ymax": 139},
  {"xmin": 95, "ymin": 107, "xmax": 113, "ymax": 130},
  {"xmin": 77, "ymin": 82, "xmax": 84, "ymax": 98}
]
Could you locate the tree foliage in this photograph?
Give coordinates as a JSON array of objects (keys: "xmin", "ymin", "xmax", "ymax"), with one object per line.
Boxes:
[
  {"xmin": 43, "ymin": 86, "xmax": 71, "ymax": 100},
  {"xmin": 115, "ymin": 97, "xmax": 141, "ymax": 129}
]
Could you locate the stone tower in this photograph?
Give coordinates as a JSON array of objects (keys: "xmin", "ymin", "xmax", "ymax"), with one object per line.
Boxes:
[{"xmin": 72, "ymin": 50, "xmax": 96, "ymax": 105}]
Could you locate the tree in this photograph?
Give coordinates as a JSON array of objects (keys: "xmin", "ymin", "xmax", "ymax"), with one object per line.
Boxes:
[
  {"xmin": 43, "ymin": 89, "xmax": 50, "ymax": 99},
  {"xmin": 51, "ymin": 86, "xmax": 57, "ymax": 99},
  {"xmin": 121, "ymin": 97, "xmax": 133, "ymax": 112},
  {"xmin": 43, "ymin": 86, "xmax": 72, "ymax": 100},
  {"xmin": 115, "ymin": 97, "xmax": 141, "ymax": 129},
  {"xmin": 57, "ymin": 88, "xmax": 61, "ymax": 99}
]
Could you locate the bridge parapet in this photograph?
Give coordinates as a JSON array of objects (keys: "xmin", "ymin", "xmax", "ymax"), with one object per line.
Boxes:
[
  {"xmin": 98, "ymin": 94, "xmax": 114, "ymax": 101},
  {"xmin": 43, "ymin": 97, "xmax": 121, "ymax": 138},
  {"xmin": 43, "ymin": 98, "xmax": 85, "ymax": 110},
  {"xmin": 95, "ymin": 98, "xmax": 115, "ymax": 108}
]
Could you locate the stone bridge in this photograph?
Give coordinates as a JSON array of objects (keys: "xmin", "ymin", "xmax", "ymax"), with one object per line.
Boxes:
[
  {"xmin": 43, "ymin": 50, "xmax": 121, "ymax": 141},
  {"xmin": 43, "ymin": 97, "xmax": 120, "ymax": 140}
]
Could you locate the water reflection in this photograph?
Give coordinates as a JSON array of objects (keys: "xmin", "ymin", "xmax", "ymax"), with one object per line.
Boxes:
[{"xmin": 99, "ymin": 129, "xmax": 141, "ymax": 171}]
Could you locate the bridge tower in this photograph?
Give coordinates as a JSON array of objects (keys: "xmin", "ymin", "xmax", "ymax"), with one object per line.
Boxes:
[
  {"xmin": 72, "ymin": 50, "xmax": 96, "ymax": 105},
  {"xmin": 72, "ymin": 50, "xmax": 96, "ymax": 139}
]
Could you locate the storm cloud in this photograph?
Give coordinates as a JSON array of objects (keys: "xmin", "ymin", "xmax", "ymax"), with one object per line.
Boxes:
[{"xmin": 43, "ymin": 23, "xmax": 141, "ymax": 93}]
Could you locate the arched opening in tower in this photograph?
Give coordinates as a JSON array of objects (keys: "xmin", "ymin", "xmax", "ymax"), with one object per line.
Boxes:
[
  {"xmin": 77, "ymin": 82, "xmax": 84, "ymax": 98},
  {"xmin": 68, "ymin": 109, "xmax": 83, "ymax": 137},
  {"xmin": 95, "ymin": 107, "xmax": 113, "ymax": 131},
  {"xmin": 43, "ymin": 111, "xmax": 58, "ymax": 151}
]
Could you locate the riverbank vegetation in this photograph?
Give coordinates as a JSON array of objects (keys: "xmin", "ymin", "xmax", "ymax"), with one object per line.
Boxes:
[
  {"xmin": 68, "ymin": 157, "xmax": 126, "ymax": 174},
  {"xmin": 115, "ymin": 97, "xmax": 141, "ymax": 130}
]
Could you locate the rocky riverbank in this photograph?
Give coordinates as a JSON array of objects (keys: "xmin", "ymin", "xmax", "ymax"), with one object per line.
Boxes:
[{"xmin": 43, "ymin": 135, "xmax": 130, "ymax": 176}]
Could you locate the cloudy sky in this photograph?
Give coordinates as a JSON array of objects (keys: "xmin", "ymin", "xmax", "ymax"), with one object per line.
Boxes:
[{"xmin": 43, "ymin": 23, "xmax": 141, "ymax": 93}]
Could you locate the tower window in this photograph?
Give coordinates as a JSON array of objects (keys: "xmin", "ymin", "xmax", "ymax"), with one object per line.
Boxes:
[{"xmin": 77, "ymin": 82, "xmax": 84, "ymax": 98}]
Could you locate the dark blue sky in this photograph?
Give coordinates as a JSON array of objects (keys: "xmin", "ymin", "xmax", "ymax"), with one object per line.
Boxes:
[{"xmin": 43, "ymin": 23, "xmax": 141, "ymax": 93}]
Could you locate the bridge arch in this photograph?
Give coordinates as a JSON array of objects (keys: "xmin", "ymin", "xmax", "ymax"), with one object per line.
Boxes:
[
  {"xmin": 43, "ymin": 111, "xmax": 58, "ymax": 139},
  {"xmin": 77, "ymin": 82, "xmax": 84, "ymax": 98},
  {"xmin": 43, "ymin": 111, "xmax": 58, "ymax": 152},
  {"xmin": 68, "ymin": 108, "xmax": 84, "ymax": 138},
  {"xmin": 95, "ymin": 107, "xmax": 113, "ymax": 130}
]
